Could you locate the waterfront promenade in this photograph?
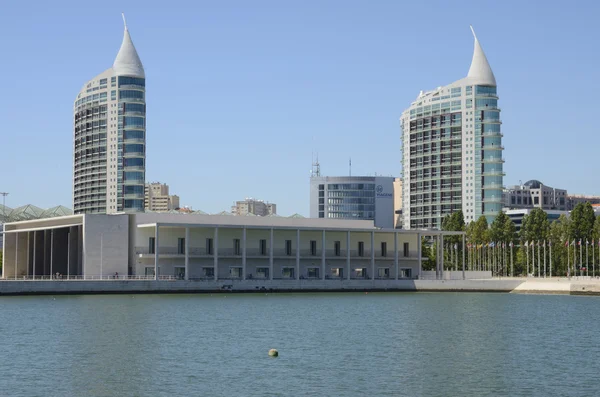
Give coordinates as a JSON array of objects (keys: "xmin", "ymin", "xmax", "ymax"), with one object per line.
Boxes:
[{"xmin": 0, "ymin": 277, "xmax": 599, "ymax": 296}]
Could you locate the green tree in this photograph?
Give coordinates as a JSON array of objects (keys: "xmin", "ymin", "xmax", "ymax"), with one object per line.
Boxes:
[
  {"xmin": 469, "ymin": 215, "xmax": 489, "ymax": 244},
  {"xmin": 489, "ymin": 211, "xmax": 516, "ymax": 244},
  {"xmin": 569, "ymin": 202, "xmax": 596, "ymax": 243},
  {"xmin": 593, "ymin": 216, "xmax": 600, "ymax": 242},
  {"xmin": 520, "ymin": 208, "xmax": 549, "ymax": 244},
  {"xmin": 547, "ymin": 214, "xmax": 571, "ymax": 276}
]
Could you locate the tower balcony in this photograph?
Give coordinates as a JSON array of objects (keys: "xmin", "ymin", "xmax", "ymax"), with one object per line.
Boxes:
[
  {"xmin": 482, "ymin": 145, "xmax": 504, "ymax": 151},
  {"xmin": 482, "ymin": 157, "xmax": 505, "ymax": 164},
  {"xmin": 482, "ymin": 183, "xmax": 505, "ymax": 190},
  {"xmin": 482, "ymin": 170, "xmax": 505, "ymax": 177},
  {"xmin": 482, "ymin": 196, "xmax": 503, "ymax": 204},
  {"xmin": 482, "ymin": 131, "xmax": 503, "ymax": 138}
]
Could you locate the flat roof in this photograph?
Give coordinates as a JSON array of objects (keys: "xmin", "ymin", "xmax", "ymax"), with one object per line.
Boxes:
[{"xmin": 137, "ymin": 222, "xmax": 464, "ymax": 235}]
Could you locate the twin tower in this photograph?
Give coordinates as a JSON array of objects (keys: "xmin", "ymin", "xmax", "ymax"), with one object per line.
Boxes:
[{"xmin": 72, "ymin": 20, "xmax": 502, "ymax": 232}]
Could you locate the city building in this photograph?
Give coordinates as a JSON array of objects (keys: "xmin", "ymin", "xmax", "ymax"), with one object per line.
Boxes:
[
  {"xmin": 231, "ymin": 198, "xmax": 276, "ymax": 216},
  {"xmin": 504, "ymin": 209, "xmax": 569, "ymax": 233},
  {"xmin": 503, "ymin": 180, "xmax": 567, "ymax": 211},
  {"xmin": 2, "ymin": 213, "xmax": 465, "ymax": 283},
  {"xmin": 310, "ymin": 176, "xmax": 396, "ymax": 229},
  {"xmin": 400, "ymin": 27, "xmax": 503, "ymax": 229},
  {"xmin": 567, "ymin": 194, "xmax": 600, "ymax": 210},
  {"xmin": 393, "ymin": 178, "xmax": 403, "ymax": 228},
  {"xmin": 73, "ymin": 16, "xmax": 146, "ymax": 215},
  {"xmin": 145, "ymin": 182, "xmax": 180, "ymax": 212}
]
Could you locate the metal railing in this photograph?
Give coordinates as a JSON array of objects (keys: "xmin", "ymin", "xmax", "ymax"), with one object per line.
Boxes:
[{"xmin": 2, "ymin": 275, "xmax": 179, "ymax": 281}]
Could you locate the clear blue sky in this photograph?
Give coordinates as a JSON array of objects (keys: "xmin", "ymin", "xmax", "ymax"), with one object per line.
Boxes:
[{"xmin": 1, "ymin": 0, "xmax": 599, "ymax": 215}]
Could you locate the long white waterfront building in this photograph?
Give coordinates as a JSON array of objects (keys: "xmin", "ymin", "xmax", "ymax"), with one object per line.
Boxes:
[
  {"xmin": 400, "ymin": 27, "xmax": 503, "ymax": 229},
  {"xmin": 2, "ymin": 213, "xmax": 467, "ymax": 285}
]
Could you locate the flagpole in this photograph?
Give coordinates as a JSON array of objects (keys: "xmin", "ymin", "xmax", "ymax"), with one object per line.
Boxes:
[
  {"xmin": 573, "ymin": 240, "xmax": 577, "ymax": 277},
  {"xmin": 510, "ymin": 242, "xmax": 513, "ymax": 277},
  {"xmin": 567, "ymin": 241, "xmax": 570, "ymax": 278},
  {"xmin": 543, "ymin": 240, "xmax": 547, "ymax": 278},
  {"xmin": 586, "ymin": 240, "xmax": 589, "ymax": 277},
  {"xmin": 526, "ymin": 242, "xmax": 529, "ymax": 277},
  {"xmin": 579, "ymin": 239, "xmax": 583, "ymax": 277},
  {"xmin": 537, "ymin": 241, "xmax": 541, "ymax": 278},
  {"xmin": 549, "ymin": 241, "xmax": 552, "ymax": 278}
]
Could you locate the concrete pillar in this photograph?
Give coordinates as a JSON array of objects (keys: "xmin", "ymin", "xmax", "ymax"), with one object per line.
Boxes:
[
  {"xmin": 33, "ymin": 231, "xmax": 37, "ymax": 279},
  {"xmin": 394, "ymin": 232, "xmax": 399, "ymax": 280},
  {"xmin": 435, "ymin": 235, "xmax": 439, "ymax": 279},
  {"xmin": 440, "ymin": 234, "xmax": 444, "ymax": 280},
  {"xmin": 462, "ymin": 234, "xmax": 466, "ymax": 280},
  {"xmin": 50, "ymin": 230, "xmax": 54, "ymax": 279},
  {"xmin": 242, "ymin": 227, "xmax": 247, "ymax": 280},
  {"xmin": 214, "ymin": 227, "xmax": 219, "ymax": 281},
  {"xmin": 185, "ymin": 227, "xmax": 190, "ymax": 280},
  {"xmin": 321, "ymin": 230, "xmax": 326, "ymax": 280},
  {"xmin": 14, "ymin": 231, "xmax": 18, "ymax": 280},
  {"xmin": 296, "ymin": 229, "xmax": 300, "ymax": 280},
  {"xmin": 154, "ymin": 225, "xmax": 159, "ymax": 280},
  {"xmin": 269, "ymin": 228, "xmax": 274, "ymax": 280},
  {"xmin": 26, "ymin": 232, "xmax": 30, "ymax": 278},
  {"xmin": 346, "ymin": 230, "xmax": 351, "ymax": 280},
  {"xmin": 370, "ymin": 231, "xmax": 375, "ymax": 280},
  {"xmin": 417, "ymin": 233, "xmax": 422, "ymax": 279}
]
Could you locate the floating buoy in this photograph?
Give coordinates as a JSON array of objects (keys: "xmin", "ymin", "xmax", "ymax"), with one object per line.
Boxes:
[{"xmin": 268, "ymin": 349, "xmax": 279, "ymax": 357}]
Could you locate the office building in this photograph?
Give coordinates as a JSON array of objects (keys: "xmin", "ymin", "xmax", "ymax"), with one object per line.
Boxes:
[
  {"xmin": 503, "ymin": 180, "xmax": 567, "ymax": 211},
  {"xmin": 504, "ymin": 209, "xmax": 569, "ymax": 233},
  {"xmin": 400, "ymin": 28, "xmax": 503, "ymax": 229},
  {"xmin": 73, "ymin": 16, "xmax": 146, "ymax": 214},
  {"xmin": 145, "ymin": 182, "xmax": 180, "ymax": 212},
  {"xmin": 231, "ymin": 198, "xmax": 276, "ymax": 216},
  {"xmin": 310, "ymin": 176, "xmax": 396, "ymax": 229},
  {"xmin": 567, "ymin": 194, "xmax": 600, "ymax": 210}
]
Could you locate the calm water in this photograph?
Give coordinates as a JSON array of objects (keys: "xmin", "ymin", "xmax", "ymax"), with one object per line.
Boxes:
[{"xmin": 0, "ymin": 292, "xmax": 599, "ymax": 397}]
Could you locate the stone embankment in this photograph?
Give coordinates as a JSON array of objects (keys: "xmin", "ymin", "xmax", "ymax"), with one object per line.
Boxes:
[{"xmin": 0, "ymin": 277, "xmax": 599, "ymax": 295}]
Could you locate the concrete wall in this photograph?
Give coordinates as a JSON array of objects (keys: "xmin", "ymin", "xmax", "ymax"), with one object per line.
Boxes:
[{"xmin": 83, "ymin": 214, "xmax": 129, "ymax": 277}]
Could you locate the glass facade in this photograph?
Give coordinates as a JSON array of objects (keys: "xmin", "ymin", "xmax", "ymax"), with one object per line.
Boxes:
[
  {"xmin": 324, "ymin": 183, "xmax": 376, "ymax": 220},
  {"xmin": 118, "ymin": 77, "xmax": 146, "ymax": 212},
  {"xmin": 475, "ymin": 85, "xmax": 504, "ymax": 223}
]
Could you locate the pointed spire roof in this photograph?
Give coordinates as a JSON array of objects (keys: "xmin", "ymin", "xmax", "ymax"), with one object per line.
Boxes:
[
  {"xmin": 466, "ymin": 26, "xmax": 496, "ymax": 86},
  {"xmin": 113, "ymin": 14, "xmax": 145, "ymax": 78}
]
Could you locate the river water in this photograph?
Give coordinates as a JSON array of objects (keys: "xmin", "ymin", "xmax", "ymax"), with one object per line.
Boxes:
[{"xmin": 0, "ymin": 292, "xmax": 598, "ymax": 396}]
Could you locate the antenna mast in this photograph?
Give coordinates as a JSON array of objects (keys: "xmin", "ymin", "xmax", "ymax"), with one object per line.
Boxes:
[{"xmin": 311, "ymin": 153, "xmax": 321, "ymax": 177}]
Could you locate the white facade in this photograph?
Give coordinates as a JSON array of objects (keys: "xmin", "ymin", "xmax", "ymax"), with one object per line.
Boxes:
[
  {"xmin": 73, "ymin": 18, "xmax": 146, "ymax": 215},
  {"xmin": 2, "ymin": 213, "xmax": 465, "ymax": 283},
  {"xmin": 310, "ymin": 176, "xmax": 395, "ymax": 229},
  {"xmin": 400, "ymin": 28, "xmax": 503, "ymax": 229}
]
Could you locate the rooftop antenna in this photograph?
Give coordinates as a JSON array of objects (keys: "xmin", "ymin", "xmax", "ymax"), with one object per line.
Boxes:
[
  {"xmin": 311, "ymin": 153, "xmax": 321, "ymax": 177},
  {"xmin": 349, "ymin": 157, "xmax": 352, "ymax": 177}
]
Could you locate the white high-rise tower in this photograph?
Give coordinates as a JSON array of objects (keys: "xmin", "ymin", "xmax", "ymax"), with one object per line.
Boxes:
[
  {"xmin": 73, "ymin": 15, "xmax": 146, "ymax": 214},
  {"xmin": 400, "ymin": 27, "xmax": 503, "ymax": 229}
]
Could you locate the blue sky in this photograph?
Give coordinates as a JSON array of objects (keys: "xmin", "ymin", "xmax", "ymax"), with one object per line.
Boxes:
[{"xmin": 0, "ymin": 0, "xmax": 599, "ymax": 215}]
